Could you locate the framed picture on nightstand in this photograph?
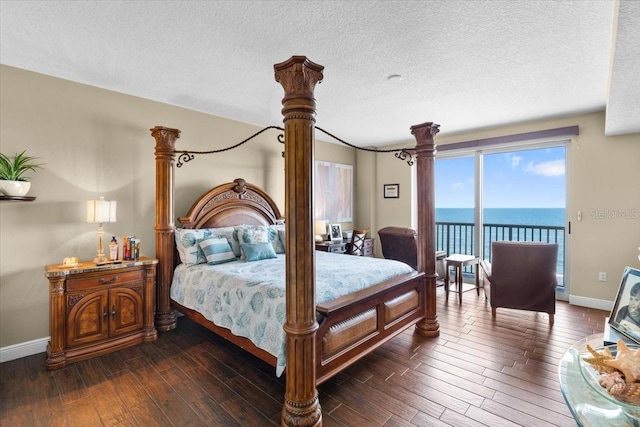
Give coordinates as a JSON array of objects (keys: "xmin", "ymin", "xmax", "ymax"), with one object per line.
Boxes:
[
  {"xmin": 609, "ymin": 267, "xmax": 640, "ymax": 345},
  {"xmin": 329, "ymin": 224, "xmax": 343, "ymax": 242}
]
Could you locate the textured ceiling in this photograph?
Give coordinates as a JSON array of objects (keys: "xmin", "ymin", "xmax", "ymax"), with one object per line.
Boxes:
[
  {"xmin": 1, "ymin": 0, "xmax": 637, "ymax": 146},
  {"xmin": 606, "ymin": 0, "xmax": 640, "ymax": 136}
]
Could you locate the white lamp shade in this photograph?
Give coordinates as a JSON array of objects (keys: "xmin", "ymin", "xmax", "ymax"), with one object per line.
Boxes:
[
  {"xmin": 86, "ymin": 197, "xmax": 117, "ymax": 223},
  {"xmin": 315, "ymin": 220, "xmax": 327, "ymax": 235}
]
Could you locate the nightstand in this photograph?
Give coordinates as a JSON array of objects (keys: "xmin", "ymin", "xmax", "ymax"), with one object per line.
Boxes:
[
  {"xmin": 315, "ymin": 241, "xmax": 348, "ymax": 254},
  {"xmin": 44, "ymin": 257, "xmax": 158, "ymax": 370},
  {"xmin": 315, "ymin": 238, "xmax": 375, "ymax": 257},
  {"xmin": 359, "ymin": 238, "xmax": 375, "ymax": 257}
]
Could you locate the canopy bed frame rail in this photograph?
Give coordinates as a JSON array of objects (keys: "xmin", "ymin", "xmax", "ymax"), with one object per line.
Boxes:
[{"xmin": 151, "ymin": 55, "xmax": 439, "ymax": 427}]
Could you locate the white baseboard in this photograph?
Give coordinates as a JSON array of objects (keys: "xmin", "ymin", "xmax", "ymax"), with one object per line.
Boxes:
[
  {"xmin": 0, "ymin": 337, "xmax": 48, "ymax": 363},
  {"xmin": 569, "ymin": 295, "xmax": 613, "ymax": 312}
]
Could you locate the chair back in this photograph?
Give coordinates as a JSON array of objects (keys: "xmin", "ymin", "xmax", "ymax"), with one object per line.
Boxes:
[
  {"xmin": 377, "ymin": 227, "xmax": 417, "ymax": 269},
  {"xmin": 490, "ymin": 241, "xmax": 558, "ymax": 315},
  {"xmin": 349, "ymin": 229, "xmax": 369, "ymax": 256}
]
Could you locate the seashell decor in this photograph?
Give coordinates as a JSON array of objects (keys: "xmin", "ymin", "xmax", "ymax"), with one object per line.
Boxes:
[{"xmin": 584, "ymin": 340, "xmax": 640, "ymax": 406}]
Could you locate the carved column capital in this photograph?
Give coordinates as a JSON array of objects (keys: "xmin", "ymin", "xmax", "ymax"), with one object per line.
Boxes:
[
  {"xmin": 274, "ymin": 56, "xmax": 324, "ymax": 123},
  {"xmin": 410, "ymin": 122, "xmax": 440, "ymax": 155},
  {"xmin": 48, "ymin": 276, "xmax": 65, "ymax": 294},
  {"xmin": 274, "ymin": 56, "xmax": 324, "ymax": 101},
  {"xmin": 150, "ymin": 126, "xmax": 181, "ymax": 150}
]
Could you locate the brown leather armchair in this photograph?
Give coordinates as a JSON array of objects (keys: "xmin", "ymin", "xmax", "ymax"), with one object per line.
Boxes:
[
  {"xmin": 481, "ymin": 241, "xmax": 558, "ymax": 325},
  {"xmin": 378, "ymin": 226, "xmax": 418, "ymax": 269},
  {"xmin": 377, "ymin": 227, "xmax": 447, "ymax": 280}
]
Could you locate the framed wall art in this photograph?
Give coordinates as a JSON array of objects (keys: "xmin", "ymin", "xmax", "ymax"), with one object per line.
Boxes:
[
  {"xmin": 383, "ymin": 184, "xmax": 399, "ymax": 199},
  {"xmin": 314, "ymin": 161, "xmax": 353, "ymax": 222}
]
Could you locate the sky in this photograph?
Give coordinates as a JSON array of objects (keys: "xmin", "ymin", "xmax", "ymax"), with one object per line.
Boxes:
[{"xmin": 435, "ymin": 146, "xmax": 566, "ymax": 208}]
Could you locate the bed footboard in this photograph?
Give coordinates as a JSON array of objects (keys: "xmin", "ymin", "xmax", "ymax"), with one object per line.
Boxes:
[
  {"xmin": 172, "ymin": 271, "xmax": 426, "ymax": 385},
  {"xmin": 315, "ymin": 271, "xmax": 426, "ymax": 384}
]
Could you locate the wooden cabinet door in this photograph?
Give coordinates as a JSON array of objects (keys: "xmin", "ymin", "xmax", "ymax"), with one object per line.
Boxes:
[
  {"xmin": 67, "ymin": 290, "xmax": 109, "ymax": 347},
  {"xmin": 109, "ymin": 287, "xmax": 143, "ymax": 337}
]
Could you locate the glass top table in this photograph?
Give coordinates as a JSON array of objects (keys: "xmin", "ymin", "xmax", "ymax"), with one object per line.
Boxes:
[{"xmin": 558, "ymin": 334, "xmax": 640, "ymax": 427}]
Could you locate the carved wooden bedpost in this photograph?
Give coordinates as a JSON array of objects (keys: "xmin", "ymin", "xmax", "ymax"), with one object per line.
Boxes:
[
  {"xmin": 274, "ymin": 56, "xmax": 324, "ymax": 427},
  {"xmin": 411, "ymin": 122, "xmax": 441, "ymax": 337},
  {"xmin": 150, "ymin": 126, "xmax": 180, "ymax": 332}
]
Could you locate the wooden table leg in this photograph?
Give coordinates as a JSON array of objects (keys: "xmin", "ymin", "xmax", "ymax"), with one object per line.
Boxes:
[
  {"xmin": 457, "ymin": 265, "xmax": 463, "ymax": 304},
  {"xmin": 475, "ymin": 258, "xmax": 480, "ymax": 296},
  {"xmin": 445, "ymin": 261, "xmax": 450, "ymax": 301}
]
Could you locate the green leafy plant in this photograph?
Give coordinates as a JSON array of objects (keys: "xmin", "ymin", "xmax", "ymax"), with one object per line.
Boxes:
[{"xmin": 0, "ymin": 151, "xmax": 44, "ymax": 181}]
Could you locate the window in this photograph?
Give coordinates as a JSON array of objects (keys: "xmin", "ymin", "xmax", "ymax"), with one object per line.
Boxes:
[{"xmin": 427, "ymin": 126, "xmax": 576, "ymax": 297}]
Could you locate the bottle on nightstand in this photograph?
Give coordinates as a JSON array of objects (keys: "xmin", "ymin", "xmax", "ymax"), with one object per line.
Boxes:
[{"xmin": 109, "ymin": 236, "xmax": 118, "ymax": 261}]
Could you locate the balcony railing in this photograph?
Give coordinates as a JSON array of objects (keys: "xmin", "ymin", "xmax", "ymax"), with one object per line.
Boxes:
[{"xmin": 436, "ymin": 221, "xmax": 565, "ymax": 287}]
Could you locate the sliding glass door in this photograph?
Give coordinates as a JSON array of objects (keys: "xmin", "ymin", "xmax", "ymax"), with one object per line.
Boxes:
[
  {"xmin": 434, "ymin": 143, "xmax": 569, "ymax": 297},
  {"xmin": 482, "ymin": 146, "xmax": 567, "ymax": 289}
]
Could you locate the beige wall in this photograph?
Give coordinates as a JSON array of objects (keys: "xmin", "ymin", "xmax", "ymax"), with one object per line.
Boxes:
[
  {"xmin": 370, "ymin": 113, "xmax": 640, "ymax": 307},
  {"xmin": 356, "ymin": 139, "xmax": 418, "ymax": 257},
  {"xmin": 0, "ymin": 65, "xmax": 354, "ymax": 348}
]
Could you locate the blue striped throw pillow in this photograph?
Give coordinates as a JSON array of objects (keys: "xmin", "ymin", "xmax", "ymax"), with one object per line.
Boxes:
[{"xmin": 198, "ymin": 238, "xmax": 237, "ymax": 265}]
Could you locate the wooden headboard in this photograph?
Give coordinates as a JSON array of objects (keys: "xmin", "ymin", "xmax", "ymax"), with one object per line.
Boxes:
[
  {"xmin": 178, "ymin": 178, "xmax": 282, "ymax": 229},
  {"xmin": 165, "ymin": 178, "xmax": 283, "ymax": 274}
]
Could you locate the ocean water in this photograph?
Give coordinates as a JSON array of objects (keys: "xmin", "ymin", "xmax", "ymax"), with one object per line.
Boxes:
[
  {"xmin": 436, "ymin": 208, "xmax": 565, "ymax": 226},
  {"xmin": 435, "ymin": 208, "xmax": 566, "ymax": 285}
]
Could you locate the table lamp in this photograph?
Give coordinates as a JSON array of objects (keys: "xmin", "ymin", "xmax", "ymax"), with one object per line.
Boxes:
[
  {"xmin": 315, "ymin": 220, "xmax": 327, "ymax": 242},
  {"xmin": 86, "ymin": 197, "xmax": 117, "ymax": 264}
]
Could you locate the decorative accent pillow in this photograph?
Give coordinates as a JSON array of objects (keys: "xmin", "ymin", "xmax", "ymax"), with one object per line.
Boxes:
[
  {"xmin": 175, "ymin": 227, "xmax": 239, "ymax": 266},
  {"xmin": 233, "ymin": 224, "xmax": 286, "ymax": 256},
  {"xmin": 241, "ymin": 242, "xmax": 277, "ymax": 262},
  {"xmin": 199, "ymin": 238, "xmax": 237, "ymax": 265},
  {"xmin": 277, "ymin": 228, "xmax": 286, "ymax": 252},
  {"xmin": 269, "ymin": 224, "xmax": 286, "ymax": 254},
  {"xmin": 234, "ymin": 225, "xmax": 270, "ymax": 259}
]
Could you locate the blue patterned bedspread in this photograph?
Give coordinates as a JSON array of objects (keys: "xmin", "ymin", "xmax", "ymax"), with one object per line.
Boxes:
[{"xmin": 170, "ymin": 251, "xmax": 415, "ymax": 376}]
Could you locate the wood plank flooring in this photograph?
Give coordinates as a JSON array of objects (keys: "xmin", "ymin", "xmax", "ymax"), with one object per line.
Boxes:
[{"xmin": 1, "ymin": 287, "xmax": 608, "ymax": 426}]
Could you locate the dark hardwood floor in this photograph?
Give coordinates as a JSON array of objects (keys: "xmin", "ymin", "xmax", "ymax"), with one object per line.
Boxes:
[{"xmin": 1, "ymin": 287, "xmax": 608, "ymax": 426}]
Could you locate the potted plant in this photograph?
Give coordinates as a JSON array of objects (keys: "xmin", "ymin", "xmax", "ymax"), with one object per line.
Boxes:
[{"xmin": 0, "ymin": 150, "xmax": 44, "ymax": 197}]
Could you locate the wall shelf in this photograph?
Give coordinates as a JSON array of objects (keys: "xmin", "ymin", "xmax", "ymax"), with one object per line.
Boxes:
[{"xmin": 0, "ymin": 196, "xmax": 36, "ymax": 202}]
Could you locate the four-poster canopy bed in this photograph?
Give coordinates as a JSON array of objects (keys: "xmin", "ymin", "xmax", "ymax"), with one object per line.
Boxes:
[{"xmin": 150, "ymin": 56, "xmax": 439, "ymax": 427}]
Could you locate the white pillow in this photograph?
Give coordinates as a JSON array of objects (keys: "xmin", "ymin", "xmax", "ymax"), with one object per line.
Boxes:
[
  {"xmin": 233, "ymin": 225, "xmax": 270, "ymax": 260},
  {"xmin": 233, "ymin": 224, "xmax": 286, "ymax": 257},
  {"xmin": 175, "ymin": 227, "xmax": 239, "ymax": 266}
]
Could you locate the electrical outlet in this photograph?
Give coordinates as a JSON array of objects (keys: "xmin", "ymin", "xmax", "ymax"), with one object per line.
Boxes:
[{"xmin": 599, "ymin": 272, "xmax": 607, "ymax": 282}]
